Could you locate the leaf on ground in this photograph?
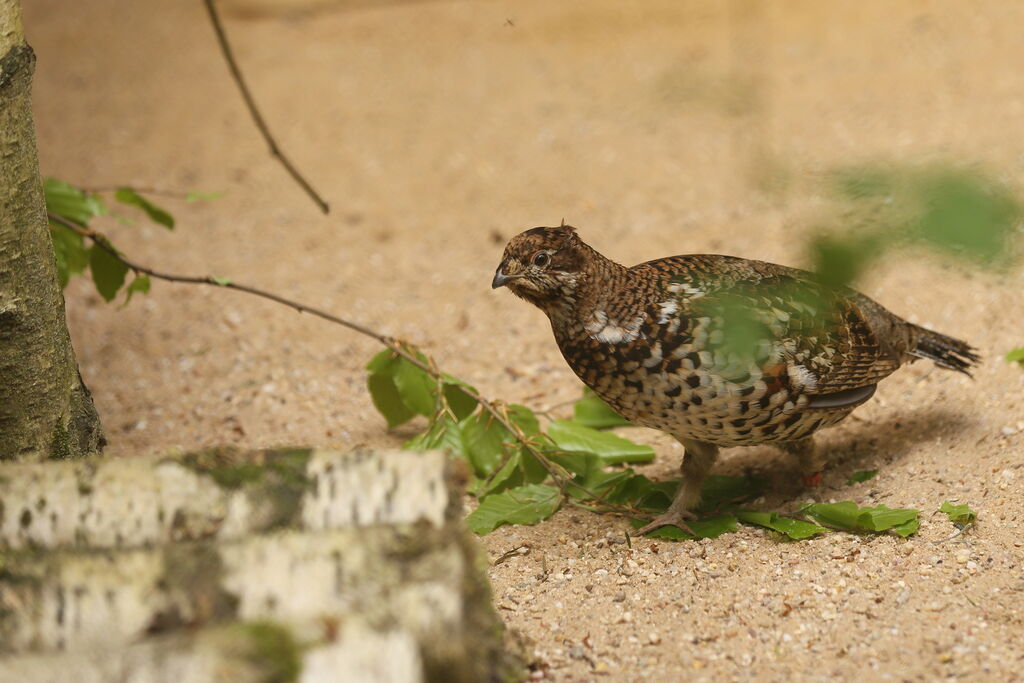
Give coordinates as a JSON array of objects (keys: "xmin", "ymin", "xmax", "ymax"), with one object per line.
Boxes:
[
  {"xmin": 857, "ymin": 506, "xmax": 919, "ymax": 536},
  {"xmin": 114, "ymin": 187, "xmax": 175, "ymax": 229},
  {"xmin": 466, "ymin": 484, "xmax": 561, "ymax": 534},
  {"xmin": 629, "ymin": 514, "xmax": 738, "ymax": 540},
  {"xmin": 735, "ymin": 510, "xmax": 827, "ymax": 540},
  {"xmin": 1005, "ymin": 347, "xmax": 1024, "ymax": 366},
  {"xmin": 846, "ymin": 469, "xmax": 879, "ymax": 485},
  {"xmin": 801, "ymin": 502, "xmax": 920, "ymax": 537},
  {"xmin": 572, "ymin": 390, "xmax": 631, "ymax": 429},
  {"xmin": 547, "ymin": 419, "xmax": 654, "ymax": 465},
  {"xmin": 44, "ymin": 178, "xmax": 105, "ymax": 224},
  {"xmin": 89, "ymin": 242, "xmax": 129, "ymax": 302},
  {"xmin": 939, "ymin": 501, "xmax": 977, "ymax": 526}
]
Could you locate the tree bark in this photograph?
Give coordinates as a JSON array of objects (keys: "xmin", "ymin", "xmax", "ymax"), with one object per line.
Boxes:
[{"xmin": 0, "ymin": 0, "xmax": 104, "ymax": 460}]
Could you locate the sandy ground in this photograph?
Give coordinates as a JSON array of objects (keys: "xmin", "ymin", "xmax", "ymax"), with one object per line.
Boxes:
[{"xmin": 26, "ymin": 0, "xmax": 1024, "ymax": 680}]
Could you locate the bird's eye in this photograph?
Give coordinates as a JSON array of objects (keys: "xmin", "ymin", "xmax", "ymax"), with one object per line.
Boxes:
[{"xmin": 532, "ymin": 252, "xmax": 550, "ymax": 268}]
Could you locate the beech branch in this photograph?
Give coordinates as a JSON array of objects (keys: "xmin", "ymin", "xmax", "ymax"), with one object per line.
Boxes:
[{"xmin": 47, "ymin": 213, "xmax": 623, "ymax": 504}]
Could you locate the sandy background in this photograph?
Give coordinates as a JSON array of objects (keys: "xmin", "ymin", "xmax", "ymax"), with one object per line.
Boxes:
[{"xmin": 26, "ymin": 0, "xmax": 1024, "ymax": 679}]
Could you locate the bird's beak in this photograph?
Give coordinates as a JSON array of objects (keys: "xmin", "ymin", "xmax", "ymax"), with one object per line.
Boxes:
[
  {"xmin": 492, "ymin": 268, "xmax": 514, "ymax": 289},
  {"xmin": 492, "ymin": 260, "xmax": 521, "ymax": 289}
]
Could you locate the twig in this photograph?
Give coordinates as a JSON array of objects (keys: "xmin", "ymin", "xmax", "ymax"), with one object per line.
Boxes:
[
  {"xmin": 932, "ymin": 524, "xmax": 972, "ymax": 544},
  {"xmin": 493, "ymin": 544, "xmax": 529, "ymax": 566},
  {"xmin": 49, "ymin": 213, "xmax": 621, "ymax": 507},
  {"xmin": 80, "ymin": 186, "xmax": 188, "ymax": 199},
  {"xmin": 202, "ymin": 0, "xmax": 329, "ymax": 214}
]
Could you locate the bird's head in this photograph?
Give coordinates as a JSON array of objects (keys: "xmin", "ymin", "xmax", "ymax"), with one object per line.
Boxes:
[{"xmin": 492, "ymin": 225, "xmax": 588, "ymax": 311}]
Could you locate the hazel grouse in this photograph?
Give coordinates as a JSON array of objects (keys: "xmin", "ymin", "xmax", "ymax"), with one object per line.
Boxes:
[{"xmin": 492, "ymin": 225, "xmax": 978, "ymax": 536}]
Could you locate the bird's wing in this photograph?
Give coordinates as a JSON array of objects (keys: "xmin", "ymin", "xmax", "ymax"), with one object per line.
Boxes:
[{"xmin": 638, "ymin": 255, "xmax": 901, "ymax": 395}]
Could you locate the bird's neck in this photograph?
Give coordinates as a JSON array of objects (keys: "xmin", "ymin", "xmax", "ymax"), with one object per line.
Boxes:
[{"xmin": 546, "ymin": 245, "xmax": 630, "ymax": 332}]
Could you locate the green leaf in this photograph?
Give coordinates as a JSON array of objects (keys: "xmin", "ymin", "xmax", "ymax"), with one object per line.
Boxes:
[
  {"xmin": 393, "ymin": 358, "xmax": 437, "ymax": 417},
  {"xmin": 735, "ymin": 510, "xmax": 827, "ymax": 540},
  {"xmin": 629, "ymin": 513, "xmax": 738, "ymax": 540},
  {"xmin": 49, "ymin": 223, "xmax": 89, "ymax": 287},
  {"xmin": 466, "ymin": 484, "xmax": 561, "ymax": 534},
  {"xmin": 572, "ymin": 391, "xmax": 631, "ymax": 429},
  {"xmin": 365, "ymin": 349, "xmax": 396, "ymax": 374},
  {"xmin": 939, "ymin": 501, "xmax": 977, "ymax": 526},
  {"xmin": 548, "ymin": 452, "xmax": 635, "ymax": 500},
  {"xmin": 460, "ymin": 413, "xmax": 513, "ymax": 477},
  {"xmin": 44, "ymin": 178, "xmax": 105, "ymax": 224},
  {"xmin": 404, "ymin": 415, "xmax": 463, "ymax": 455},
  {"xmin": 507, "ymin": 404, "xmax": 541, "ymax": 435},
  {"xmin": 474, "ymin": 451, "xmax": 523, "ymax": 497},
  {"xmin": 186, "ymin": 190, "xmax": 224, "ymax": 203},
  {"xmin": 857, "ymin": 506, "xmax": 919, "ymax": 534},
  {"xmin": 1006, "ymin": 347, "xmax": 1024, "ymax": 366},
  {"xmin": 801, "ymin": 502, "xmax": 920, "ymax": 537},
  {"xmin": 799, "ymin": 501, "xmax": 861, "ymax": 529},
  {"xmin": 889, "ymin": 516, "xmax": 920, "ymax": 538},
  {"xmin": 846, "ymin": 469, "xmax": 879, "ymax": 485},
  {"xmin": 609, "ymin": 475, "xmax": 675, "ymax": 510},
  {"xmin": 212, "ymin": 276, "xmax": 232, "ymax": 286},
  {"xmin": 88, "ymin": 242, "xmax": 129, "ymax": 302},
  {"xmin": 367, "ymin": 372, "xmax": 415, "ymax": 428},
  {"xmin": 547, "ymin": 419, "xmax": 655, "ymax": 465},
  {"xmin": 441, "ymin": 379, "xmax": 478, "ymax": 420},
  {"xmin": 123, "ymin": 274, "xmax": 151, "ymax": 305},
  {"xmin": 518, "ymin": 448, "xmax": 550, "ymax": 485},
  {"xmin": 114, "ymin": 187, "xmax": 175, "ymax": 229}
]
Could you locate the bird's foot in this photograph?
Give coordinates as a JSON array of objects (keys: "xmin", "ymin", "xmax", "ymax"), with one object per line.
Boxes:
[
  {"xmin": 801, "ymin": 471, "xmax": 823, "ymax": 487},
  {"xmin": 631, "ymin": 509, "xmax": 698, "ymax": 537}
]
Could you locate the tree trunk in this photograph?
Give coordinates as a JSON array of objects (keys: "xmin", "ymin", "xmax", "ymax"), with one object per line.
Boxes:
[{"xmin": 0, "ymin": 0, "xmax": 104, "ymax": 460}]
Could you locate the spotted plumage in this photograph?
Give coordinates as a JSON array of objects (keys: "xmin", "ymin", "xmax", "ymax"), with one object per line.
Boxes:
[{"xmin": 493, "ymin": 225, "xmax": 979, "ymax": 535}]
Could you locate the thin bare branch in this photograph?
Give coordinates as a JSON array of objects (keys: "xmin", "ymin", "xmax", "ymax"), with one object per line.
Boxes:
[
  {"xmin": 202, "ymin": 0, "xmax": 329, "ymax": 214},
  {"xmin": 79, "ymin": 186, "xmax": 199, "ymax": 200}
]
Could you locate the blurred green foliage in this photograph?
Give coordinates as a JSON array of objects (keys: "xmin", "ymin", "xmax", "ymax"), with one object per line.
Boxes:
[
  {"xmin": 706, "ymin": 163, "xmax": 1021, "ymax": 362},
  {"xmin": 826, "ymin": 164, "xmax": 1020, "ymax": 269}
]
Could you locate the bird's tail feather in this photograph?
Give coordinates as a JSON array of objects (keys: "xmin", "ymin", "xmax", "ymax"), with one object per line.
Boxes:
[{"xmin": 908, "ymin": 324, "xmax": 980, "ymax": 376}]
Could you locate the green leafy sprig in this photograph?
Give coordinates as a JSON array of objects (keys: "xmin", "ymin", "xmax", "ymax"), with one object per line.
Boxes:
[{"xmin": 44, "ymin": 178, "xmax": 219, "ymax": 302}]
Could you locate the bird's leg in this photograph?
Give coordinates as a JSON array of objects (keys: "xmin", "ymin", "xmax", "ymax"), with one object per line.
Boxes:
[
  {"xmin": 632, "ymin": 439, "xmax": 719, "ymax": 537},
  {"xmin": 779, "ymin": 437, "xmax": 826, "ymax": 487}
]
